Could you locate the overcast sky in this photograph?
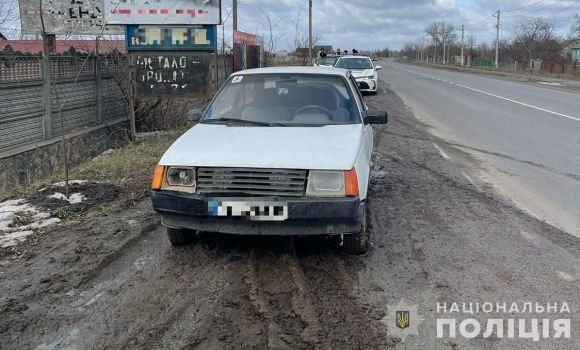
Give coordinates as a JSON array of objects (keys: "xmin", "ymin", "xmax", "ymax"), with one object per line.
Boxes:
[
  {"xmin": 1, "ymin": 0, "xmax": 579, "ymax": 51},
  {"xmin": 231, "ymin": 0, "xmax": 580, "ymax": 52}
]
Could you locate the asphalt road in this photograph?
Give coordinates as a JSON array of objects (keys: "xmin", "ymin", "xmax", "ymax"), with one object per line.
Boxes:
[{"xmin": 379, "ymin": 60, "xmax": 580, "ymax": 238}]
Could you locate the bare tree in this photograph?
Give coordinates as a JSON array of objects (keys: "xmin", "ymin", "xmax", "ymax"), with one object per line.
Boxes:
[
  {"xmin": 571, "ymin": 13, "xmax": 580, "ymax": 37},
  {"xmin": 0, "ymin": 0, "xmax": 19, "ymax": 38},
  {"xmin": 424, "ymin": 22, "xmax": 441, "ymax": 61},
  {"xmin": 284, "ymin": 4, "xmax": 328, "ymax": 65},
  {"xmin": 425, "ymin": 20, "xmax": 457, "ymax": 63},
  {"xmin": 254, "ymin": 5, "xmax": 285, "ymax": 66},
  {"xmin": 218, "ymin": 0, "xmax": 238, "ymax": 75},
  {"xmin": 512, "ymin": 16, "xmax": 556, "ymax": 64}
]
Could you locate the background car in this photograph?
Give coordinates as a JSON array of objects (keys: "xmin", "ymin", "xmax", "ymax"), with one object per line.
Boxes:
[
  {"xmin": 150, "ymin": 66, "xmax": 388, "ymax": 254},
  {"xmin": 334, "ymin": 55, "xmax": 382, "ymax": 95},
  {"xmin": 314, "ymin": 55, "xmax": 340, "ymax": 67}
]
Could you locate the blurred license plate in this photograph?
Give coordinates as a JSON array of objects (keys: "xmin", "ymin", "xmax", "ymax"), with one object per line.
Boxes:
[{"xmin": 207, "ymin": 200, "xmax": 288, "ymax": 221}]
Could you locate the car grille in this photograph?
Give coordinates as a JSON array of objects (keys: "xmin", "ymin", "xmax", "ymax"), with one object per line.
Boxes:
[{"xmin": 196, "ymin": 168, "xmax": 307, "ymax": 197}]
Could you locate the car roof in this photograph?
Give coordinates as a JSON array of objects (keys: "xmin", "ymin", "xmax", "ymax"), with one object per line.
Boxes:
[
  {"xmin": 230, "ymin": 66, "xmax": 351, "ymax": 77},
  {"xmin": 337, "ymin": 55, "xmax": 371, "ymax": 60}
]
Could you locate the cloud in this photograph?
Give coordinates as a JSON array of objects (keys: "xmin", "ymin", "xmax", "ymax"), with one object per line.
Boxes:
[
  {"xmin": 229, "ymin": 0, "xmax": 580, "ymax": 51},
  {"xmin": 1, "ymin": 0, "xmax": 578, "ymax": 51}
]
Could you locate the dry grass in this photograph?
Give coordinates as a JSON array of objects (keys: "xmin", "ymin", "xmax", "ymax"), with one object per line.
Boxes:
[{"xmin": 1, "ymin": 124, "xmax": 192, "ymax": 221}]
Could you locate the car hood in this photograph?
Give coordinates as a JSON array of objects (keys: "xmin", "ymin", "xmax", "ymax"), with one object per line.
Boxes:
[
  {"xmin": 159, "ymin": 123, "xmax": 364, "ymax": 170},
  {"xmin": 349, "ymin": 69, "xmax": 375, "ymax": 78}
]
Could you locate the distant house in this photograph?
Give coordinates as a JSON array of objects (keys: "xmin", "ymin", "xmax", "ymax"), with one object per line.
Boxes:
[
  {"xmin": 0, "ymin": 38, "xmax": 125, "ymax": 54},
  {"xmin": 313, "ymin": 45, "xmax": 333, "ymax": 53},
  {"xmin": 561, "ymin": 38, "xmax": 580, "ymax": 62},
  {"xmin": 295, "ymin": 47, "xmax": 315, "ymax": 58},
  {"xmin": 275, "ymin": 50, "xmax": 289, "ymax": 60}
]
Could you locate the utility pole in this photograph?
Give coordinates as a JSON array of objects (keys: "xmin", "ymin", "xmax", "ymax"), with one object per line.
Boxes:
[
  {"xmin": 495, "ymin": 10, "xmax": 500, "ymax": 69},
  {"xmin": 442, "ymin": 22, "xmax": 446, "ymax": 64},
  {"xmin": 461, "ymin": 24, "xmax": 464, "ymax": 67},
  {"xmin": 233, "ymin": 0, "xmax": 237, "ymax": 31},
  {"xmin": 308, "ymin": 0, "xmax": 313, "ymax": 66}
]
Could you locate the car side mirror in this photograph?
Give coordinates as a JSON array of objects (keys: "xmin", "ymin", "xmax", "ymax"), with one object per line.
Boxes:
[
  {"xmin": 187, "ymin": 108, "xmax": 203, "ymax": 121},
  {"xmin": 374, "ymin": 65, "xmax": 382, "ymax": 71},
  {"xmin": 363, "ymin": 109, "xmax": 388, "ymax": 125}
]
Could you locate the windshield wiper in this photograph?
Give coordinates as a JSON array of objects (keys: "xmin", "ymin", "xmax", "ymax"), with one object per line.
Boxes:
[{"xmin": 200, "ymin": 118, "xmax": 286, "ymax": 127}]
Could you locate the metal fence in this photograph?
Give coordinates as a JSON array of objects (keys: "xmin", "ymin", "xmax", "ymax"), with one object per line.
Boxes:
[{"xmin": 0, "ymin": 53, "xmax": 127, "ymax": 153}]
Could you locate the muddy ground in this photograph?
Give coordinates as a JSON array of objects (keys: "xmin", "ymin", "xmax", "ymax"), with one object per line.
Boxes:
[{"xmin": 1, "ymin": 81, "xmax": 580, "ymax": 350}]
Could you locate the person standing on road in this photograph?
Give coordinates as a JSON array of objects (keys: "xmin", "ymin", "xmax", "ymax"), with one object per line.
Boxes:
[
  {"xmin": 317, "ymin": 48, "xmax": 323, "ymax": 59},
  {"xmin": 321, "ymin": 49, "xmax": 327, "ymax": 58}
]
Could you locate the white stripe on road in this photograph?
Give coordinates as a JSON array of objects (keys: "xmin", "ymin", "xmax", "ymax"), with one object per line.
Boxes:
[
  {"xmin": 452, "ymin": 82, "xmax": 580, "ymax": 123},
  {"xmin": 461, "ymin": 171, "xmax": 484, "ymax": 193},
  {"xmin": 433, "ymin": 143, "xmax": 451, "ymax": 160},
  {"xmin": 556, "ymin": 271, "xmax": 574, "ymax": 282},
  {"xmin": 520, "ymin": 231, "xmax": 539, "ymax": 246},
  {"xmin": 389, "ymin": 65, "xmax": 580, "ymax": 123}
]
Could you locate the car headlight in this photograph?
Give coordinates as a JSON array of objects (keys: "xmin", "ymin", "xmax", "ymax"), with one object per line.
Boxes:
[
  {"xmin": 166, "ymin": 166, "xmax": 196, "ymax": 187},
  {"xmin": 306, "ymin": 169, "xmax": 359, "ymax": 197},
  {"xmin": 365, "ymin": 74, "xmax": 375, "ymax": 80}
]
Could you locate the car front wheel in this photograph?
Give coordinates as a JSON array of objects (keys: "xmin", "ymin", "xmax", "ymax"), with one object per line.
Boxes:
[
  {"xmin": 343, "ymin": 208, "xmax": 368, "ymax": 254},
  {"xmin": 166, "ymin": 227, "xmax": 197, "ymax": 246}
]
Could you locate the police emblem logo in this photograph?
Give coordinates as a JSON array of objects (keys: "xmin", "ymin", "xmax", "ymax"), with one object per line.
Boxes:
[
  {"xmin": 396, "ymin": 311, "xmax": 410, "ymax": 329},
  {"xmin": 382, "ymin": 299, "xmax": 424, "ymax": 342}
]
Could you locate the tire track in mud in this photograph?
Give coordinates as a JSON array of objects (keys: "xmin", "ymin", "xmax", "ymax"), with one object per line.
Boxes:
[{"xmin": 177, "ymin": 235, "xmax": 389, "ymax": 350}]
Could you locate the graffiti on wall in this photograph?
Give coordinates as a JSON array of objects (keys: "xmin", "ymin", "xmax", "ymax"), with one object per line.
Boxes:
[{"xmin": 132, "ymin": 50, "xmax": 212, "ymax": 98}]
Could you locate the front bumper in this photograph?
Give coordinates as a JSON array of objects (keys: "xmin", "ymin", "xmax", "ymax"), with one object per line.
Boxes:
[
  {"xmin": 356, "ymin": 78, "xmax": 377, "ymax": 91},
  {"xmin": 150, "ymin": 190, "xmax": 365, "ymax": 235}
]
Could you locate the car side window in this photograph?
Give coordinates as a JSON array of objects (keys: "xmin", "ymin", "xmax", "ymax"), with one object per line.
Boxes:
[{"xmin": 348, "ymin": 75, "xmax": 365, "ymax": 111}]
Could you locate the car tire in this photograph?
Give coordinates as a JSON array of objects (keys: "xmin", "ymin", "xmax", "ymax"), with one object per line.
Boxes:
[
  {"xmin": 343, "ymin": 208, "xmax": 368, "ymax": 255},
  {"xmin": 166, "ymin": 227, "xmax": 196, "ymax": 246}
]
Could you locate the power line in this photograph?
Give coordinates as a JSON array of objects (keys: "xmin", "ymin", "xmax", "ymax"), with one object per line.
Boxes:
[
  {"xmin": 465, "ymin": 13, "xmax": 496, "ymax": 27},
  {"xmin": 525, "ymin": 0, "xmax": 566, "ymax": 14},
  {"xmin": 503, "ymin": 0, "xmax": 545, "ymax": 13}
]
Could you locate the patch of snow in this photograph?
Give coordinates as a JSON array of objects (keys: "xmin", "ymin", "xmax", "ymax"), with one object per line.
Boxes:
[
  {"xmin": 538, "ymin": 81, "xmax": 563, "ymax": 86},
  {"xmin": 48, "ymin": 192, "xmax": 87, "ymax": 204},
  {"xmin": 52, "ymin": 180, "xmax": 88, "ymax": 187},
  {"xmin": 135, "ymin": 131, "xmax": 167, "ymax": 139},
  {"xmin": 0, "ymin": 198, "xmax": 62, "ymax": 248},
  {"xmin": 0, "ymin": 200, "xmax": 35, "ymax": 232},
  {"xmin": 0, "ymin": 230, "xmax": 34, "ymax": 247},
  {"xmin": 92, "ymin": 149, "xmax": 115, "ymax": 161}
]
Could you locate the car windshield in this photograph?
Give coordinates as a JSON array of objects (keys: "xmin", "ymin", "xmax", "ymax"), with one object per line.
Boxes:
[
  {"xmin": 335, "ymin": 58, "xmax": 373, "ymax": 70},
  {"xmin": 201, "ymin": 73, "xmax": 361, "ymax": 126},
  {"xmin": 317, "ymin": 56, "xmax": 338, "ymax": 66}
]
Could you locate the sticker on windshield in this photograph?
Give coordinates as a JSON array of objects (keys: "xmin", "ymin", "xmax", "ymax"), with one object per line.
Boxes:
[{"xmin": 231, "ymin": 76, "xmax": 243, "ymax": 83}]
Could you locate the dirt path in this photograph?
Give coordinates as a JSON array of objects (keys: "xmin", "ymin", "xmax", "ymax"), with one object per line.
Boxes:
[{"xmin": 2, "ymin": 81, "xmax": 580, "ymax": 350}]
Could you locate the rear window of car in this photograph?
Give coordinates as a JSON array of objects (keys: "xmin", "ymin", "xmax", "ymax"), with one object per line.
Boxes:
[
  {"xmin": 202, "ymin": 73, "xmax": 362, "ymax": 125},
  {"xmin": 335, "ymin": 58, "xmax": 373, "ymax": 70}
]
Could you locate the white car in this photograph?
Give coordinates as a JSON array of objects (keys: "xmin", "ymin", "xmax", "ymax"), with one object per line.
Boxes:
[
  {"xmin": 334, "ymin": 55, "xmax": 382, "ymax": 95},
  {"xmin": 150, "ymin": 66, "xmax": 388, "ymax": 254}
]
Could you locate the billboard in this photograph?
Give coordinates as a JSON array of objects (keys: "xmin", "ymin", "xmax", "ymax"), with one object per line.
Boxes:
[
  {"xmin": 126, "ymin": 25, "xmax": 215, "ymax": 50},
  {"xmin": 132, "ymin": 50, "xmax": 213, "ymax": 98},
  {"xmin": 233, "ymin": 30, "xmax": 262, "ymax": 72},
  {"xmin": 18, "ymin": 0, "xmax": 123, "ymax": 35},
  {"xmin": 105, "ymin": 0, "xmax": 221, "ymax": 25}
]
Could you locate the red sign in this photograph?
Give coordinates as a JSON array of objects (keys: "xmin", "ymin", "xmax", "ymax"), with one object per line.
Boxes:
[{"xmin": 233, "ymin": 30, "xmax": 259, "ymax": 46}]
